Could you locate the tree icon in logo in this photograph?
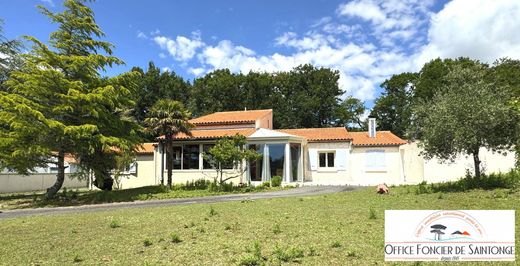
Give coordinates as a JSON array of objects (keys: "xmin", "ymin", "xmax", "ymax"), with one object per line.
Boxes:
[{"xmin": 430, "ymin": 224, "xmax": 447, "ymax": 240}]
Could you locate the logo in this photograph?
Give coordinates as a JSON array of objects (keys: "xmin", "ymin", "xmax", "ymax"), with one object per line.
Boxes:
[{"xmin": 385, "ymin": 210, "xmax": 515, "ymax": 261}]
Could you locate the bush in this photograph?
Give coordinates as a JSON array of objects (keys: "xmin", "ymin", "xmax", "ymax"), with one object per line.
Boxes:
[
  {"xmin": 183, "ymin": 179, "xmax": 210, "ymax": 190},
  {"xmin": 143, "ymin": 239, "xmax": 153, "ymax": 247},
  {"xmin": 274, "ymin": 245, "xmax": 305, "ymax": 262},
  {"xmin": 415, "ymin": 169, "xmax": 520, "ymax": 194},
  {"xmin": 271, "ymin": 176, "xmax": 282, "ymax": 187},
  {"xmin": 170, "ymin": 232, "xmax": 182, "ymax": 243},
  {"xmin": 331, "ymin": 241, "xmax": 342, "ymax": 248},
  {"xmin": 241, "ymin": 241, "xmax": 264, "ymax": 265},
  {"xmin": 209, "ymin": 206, "xmax": 217, "ymax": 216},
  {"xmin": 272, "ymin": 224, "xmax": 282, "ymax": 234},
  {"xmin": 238, "ymin": 255, "xmax": 263, "ymax": 266},
  {"xmin": 109, "ymin": 219, "xmax": 121, "ymax": 228}
]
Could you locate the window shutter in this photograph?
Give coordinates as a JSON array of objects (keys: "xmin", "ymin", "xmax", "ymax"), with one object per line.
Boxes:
[
  {"xmin": 309, "ymin": 149, "xmax": 318, "ymax": 170},
  {"xmin": 336, "ymin": 149, "xmax": 347, "ymax": 170}
]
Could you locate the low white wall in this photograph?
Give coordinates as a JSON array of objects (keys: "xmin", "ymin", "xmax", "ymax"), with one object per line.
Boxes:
[
  {"xmin": 0, "ymin": 173, "xmax": 87, "ymax": 193},
  {"xmin": 400, "ymin": 142, "xmax": 516, "ymax": 184}
]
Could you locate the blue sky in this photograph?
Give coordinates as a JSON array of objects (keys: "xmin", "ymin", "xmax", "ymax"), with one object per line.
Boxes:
[{"xmin": 2, "ymin": 0, "xmax": 520, "ymax": 108}]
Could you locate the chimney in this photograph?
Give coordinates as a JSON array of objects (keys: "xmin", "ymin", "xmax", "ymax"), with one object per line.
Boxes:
[{"xmin": 368, "ymin": 118, "xmax": 376, "ymax": 138}]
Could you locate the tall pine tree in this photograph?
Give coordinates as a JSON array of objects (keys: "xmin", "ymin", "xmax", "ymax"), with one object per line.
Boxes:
[{"xmin": 0, "ymin": 0, "xmax": 141, "ymax": 198}]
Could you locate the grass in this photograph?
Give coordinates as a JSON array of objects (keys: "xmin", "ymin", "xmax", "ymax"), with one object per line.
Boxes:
[
  {"xmin": 0, "ymin": 185, "xmax": 519, "ymax": 265},
  {"xmin": 0, "ymin": 183, "xmax": 285, "ymax": 210}
]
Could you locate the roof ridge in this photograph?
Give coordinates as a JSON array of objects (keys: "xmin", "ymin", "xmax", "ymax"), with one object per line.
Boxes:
[
  {"xmin": 277, "ymin": 127, "xmax": 347, "ymax": 130},
  {"xmin": 209, "ymin": 109, "xmax": 272, "ymax": 114}
]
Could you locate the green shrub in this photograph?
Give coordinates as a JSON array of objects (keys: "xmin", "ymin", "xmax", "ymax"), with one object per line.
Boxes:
[
  {"xmin": 274, "ymin": 245, "xmax": 304, "ymax": 262},
  {"xmin": 170, "ymin": 232, "xmax": 182, "ymax": 243},
  {"xmin": 331, "ymin": 241, "xmax": 342, "ymax": 248},
  {"xmin": 183, "ymin": 179, "xmax": 210, "ymax": 190},
  {"xmin": 272, "ymin": 224, "xmax": 282, "ymax": 235},
  {"xmin": 308, "ymin": 246, "xmax": 319, "ymax": 256},
  {"xmin": 346, "ymin": 250, "xmax": 358, "ymax": 257},
  {"xmin": 109, "ymin": 219, "xmax": 121, "ymax": 228},
  {"xmin": 415, "ymin": 181, "xmax": 430, "ymax": 194},
  {"xmin": 271, "ymin": 176, "xmax": 282, "ymax": 187},
  {"xmin": 238, "ymin": 255, "xmax": 263, "ymax": 266},
  {"xmin": 143, "ymin": 239, "xmax": 153, "ymax": 247},
  {"xmin": 73, "ymin": 254, "xmax": 82, "ymax": 263},
  {"xmin": 209, "ymin": 206, "xmax": 217, "ymax": 216},
  {"xmin": 415, "ymin": 169, "xmax": 520, "ymax": 194}
]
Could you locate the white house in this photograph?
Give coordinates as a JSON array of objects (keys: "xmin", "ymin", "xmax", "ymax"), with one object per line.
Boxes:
[{"xmin": 125, "ymin": 109, "xmax": 413, "ymax": 188}]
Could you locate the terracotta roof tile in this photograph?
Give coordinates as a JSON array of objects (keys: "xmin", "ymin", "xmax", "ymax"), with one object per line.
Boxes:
[
  {"xmin": 136, "ymin": 143, "xmax": 157, "ymax": 154},
  {"xmin": 162, "ymin": 128, "xmax": 257, "ymax": 140},
  {"xmin": 189, "ymin": 109, "xmax": 272, "ymax": 125},
  {"xmin": 348, "ymin": 131, "xmax": 406, "ymax": 146},
  {"xmin": 276, "ymin": 127, "xmax": 351, "ymax": 142}
]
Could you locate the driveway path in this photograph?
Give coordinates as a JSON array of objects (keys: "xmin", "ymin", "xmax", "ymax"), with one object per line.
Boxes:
[{"xmin": 0, "ymin": 186, "xmax": 358, "ymax": 219}]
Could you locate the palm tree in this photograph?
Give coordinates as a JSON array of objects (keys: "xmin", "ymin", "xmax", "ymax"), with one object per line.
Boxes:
[{"xmin": 145, "ymin": 100, "xmax": 193, "ymax": 188}]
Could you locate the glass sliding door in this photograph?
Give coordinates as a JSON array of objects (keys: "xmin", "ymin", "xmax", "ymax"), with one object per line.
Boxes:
[
  {"xmin": 290, "ymin": 144, "xmax": 301, "ymax": 182},
  {"xmin": 268, "ymin": 144, "xmax": 285, "ymax": 179},
  {"xmin": 249, "ymin": 144, "xmax": 263, "ymax": 182}
]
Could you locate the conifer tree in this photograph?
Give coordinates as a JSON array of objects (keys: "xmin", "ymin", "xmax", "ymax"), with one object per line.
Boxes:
[{"xmin": 0, "ymin": 0, "xmax": 141, "ymax": 198}]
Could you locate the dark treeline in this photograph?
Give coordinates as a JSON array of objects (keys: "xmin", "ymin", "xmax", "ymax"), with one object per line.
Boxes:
[{"xmin": 130, "ymin": 62, "xmax": 366, "ymax": 140}]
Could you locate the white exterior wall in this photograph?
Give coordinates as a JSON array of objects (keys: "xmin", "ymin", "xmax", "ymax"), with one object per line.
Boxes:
[
  {"xmin": 116, "ymin": 154, "xmax": 158, "ymax": 189},
  {"xmin": 305, "ymin": 142, "xmax": 351, "ymax": 185},
  {"xmin": 349, "ymin": 146, "xmax": 403, "ymax": 186},
  {"xmin": 0, "ymin": 173, "xmax": 86, "ymax": 193}
]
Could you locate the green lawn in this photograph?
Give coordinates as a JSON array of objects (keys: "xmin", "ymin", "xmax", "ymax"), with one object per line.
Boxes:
[
  {"xmin": 0, "ymin": 185, "xmax": 284, "ymax": 210},
  {"xmin": 0, "ymin": 186, "xmax": 518, "ymax": 265}
]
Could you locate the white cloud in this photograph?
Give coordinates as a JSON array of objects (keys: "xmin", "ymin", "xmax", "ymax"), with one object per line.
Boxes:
[
  {"xmin": 275, "ymin": 32, "xmax": 335, "ymax": 51},
  {"xmin": 417, "ymin": 0, "xmax": 520, "ymax": 63},
  {"xmin": 161, "ymin": 66, "xmax": 171, "ymax": 72},
  {"xmin": 188, "ymin": 67, "xmax": 206, "ymax": 76},
  {"xmin": 337, "ymin": 0, "xmax": 386, "ymax": 23},
  {"xmin": 153, "ymin": 34, "xmax": 204, "ymax": 61}
]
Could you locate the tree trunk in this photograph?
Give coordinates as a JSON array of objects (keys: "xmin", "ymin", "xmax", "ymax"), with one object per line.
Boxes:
[
  {"xmin": 166, "ymin": 140, "xmax": 173, "ymax": 189},
  {"xmin": 473, "ymin": 148, "xmax": 481, "ymax": 179},
  {"xmin": 45, "ymin": 150, "xmax": 65, "ymax": 199}
]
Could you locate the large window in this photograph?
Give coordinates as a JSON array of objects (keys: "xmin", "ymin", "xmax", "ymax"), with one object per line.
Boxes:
[
  {"xmin": 290, "ymin": 144, "xmax": 301, "ymax": 181},
  {"xmin": 203, "ymin": 144, "xmax": 234, "ymax": 170},
  {"xmin": 203, "ymin": 144, "xmax": 214, "ymax": 169},
  {"xmin": 183, "ymin": 145, "xmax": 200, "ymax": 169},
  {"xmin": 249, "ymin": 144, "xmax": 263, "ymax": 181},
  {"xmin": 319, "ymin": 151, "xmax": 335, "ymax": 168},
  {"xmin": 268, "ymin": 144, "xmax": 285, "ymax": 178},
  {"xmin": 172, "ymin": 146, "xmax": 182, "ymax": 169},
  {"xmin": 366, "ymin": 150, "xmax": 386, "ymax": 170}
]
